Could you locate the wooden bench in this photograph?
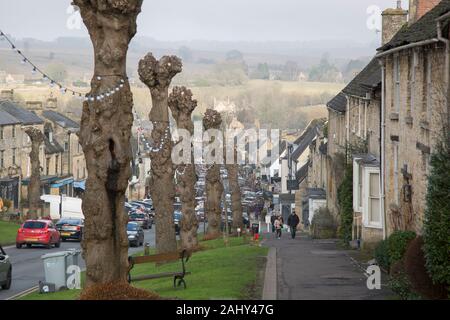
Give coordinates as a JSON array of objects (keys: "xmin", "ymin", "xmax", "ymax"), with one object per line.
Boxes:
[{"xmin": 127, "ymin": 250, "xmax": 191, "ymax": 289}]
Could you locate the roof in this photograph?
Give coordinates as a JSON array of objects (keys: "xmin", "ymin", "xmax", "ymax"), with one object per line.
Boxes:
[
  {"xmin": 342, "ymin": 58, "xmax": 381, "ymax": 97},
  {"xmin": 0, "ymin": 100, "xmax": 44, "ymax": 125},
  {"xmin": 44, "ymin": 136, "xmax": 64, "ymax": 155},
  {"xmin": 295, "ymin": 161, "xmax": 309, "ymax": 183},
  {"xmin": 354, "ymin": 153, "xmax": 380, "ymax": 167},
  {"xmin": 379, "ymin": 0, "xmax": 450, "ymax": 52},
  {"xmin": 291, "ymin": 120, "xmax": 323, "ymax": 161},
  {"xmin": 0, "ymin": 109, "xmax": 21, "ymax": 126},
  {"xmin": 306, "ymin": 188, "xmax": 326, "ymax": 199},
  {"xmin": 42, "ymin": 110, "xmax": 80, "ymax": 129},
  {"xmin": 326, "ymin": 92, "xmax": 347, "ymax": 113}
]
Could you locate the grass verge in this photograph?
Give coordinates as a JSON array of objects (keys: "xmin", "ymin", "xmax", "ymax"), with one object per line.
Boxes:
[
  {"xmin": 21, "ymin": 236, "xmax": 268, "ymax": 300},
  {"xmin": 0, "ymin": 220, "xmax": 20, "ymax": 246}
]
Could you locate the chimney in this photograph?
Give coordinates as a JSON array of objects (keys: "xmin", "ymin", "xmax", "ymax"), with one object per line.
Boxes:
[
  {"xmin": 0, "ymin": 89, "xmax": 14, "ymax": 101},
  {"xmin": 409, "ymin": 0, "xmax": 441, "ymax": 25},
  {"xmin": 381, "ymin": 1, "xmax": 408, "ymax": 46},
  {"xmin": 26, "ymin": 101, "xmax": 43, "ymax": 114},
  {"xmin": 46, "ymin": 97, "xmax": 58, "ymax": 110}
]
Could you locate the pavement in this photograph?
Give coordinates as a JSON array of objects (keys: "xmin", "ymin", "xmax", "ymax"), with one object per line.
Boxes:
[{"xmin": 262, "ymin": 229, "xmax": 392, "ymax": 300}]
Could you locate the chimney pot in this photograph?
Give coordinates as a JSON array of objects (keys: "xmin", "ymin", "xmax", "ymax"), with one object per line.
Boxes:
[{"xmin": 0, "ymin": 89, "xmax": 14, "ymax": 101}]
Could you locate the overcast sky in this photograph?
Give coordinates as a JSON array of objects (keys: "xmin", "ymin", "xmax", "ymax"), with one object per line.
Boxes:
[{"xmin": 1, "ymin": 0, "xmax": 408, "ymax": 43}]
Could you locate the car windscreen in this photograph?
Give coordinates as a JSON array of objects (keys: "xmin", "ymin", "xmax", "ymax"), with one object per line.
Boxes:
[
  {"xmin": 57, "ymin": 219, "xmax": 81, "ymax": 226},
  {"xmin": 23, "ymin": 221, "xmax": 47, "ymax": 229},
  {"xmin": 130, "ymin": 214, "xmax": 145, "ymax": 219},
  {"xmin": 127, "ymin": 224, "xmax": 139, "ymax": 231}
]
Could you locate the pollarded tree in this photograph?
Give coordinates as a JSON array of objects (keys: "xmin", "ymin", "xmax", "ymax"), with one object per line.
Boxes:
[
  {"xmin": 168, "ymin": 86, "xmax": 199, "ymax": 251},
  {"xmin": 25, "ymin": 127, "xmax": 44, "ymax": 220},
  {"xmin": 74, "ymin": 0, "xmax": 143, "ymax": 287},
  {"xmin": 203, "ymin": 109, "xmax": 224, "ymax": 239},
  {"xmin": 138, "ymin": 53, "xmax": 182, "ymax": 254},
  {"xmin": 227, "ymin": 146, "xmax": 244, "ymax": 235}
]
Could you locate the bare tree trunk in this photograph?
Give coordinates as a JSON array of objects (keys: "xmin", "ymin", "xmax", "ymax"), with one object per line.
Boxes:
[
  {"xmin": 74, "ymin": 0, "xmax": 142, "ymax": 287},
  {"xmin": 138, "ymin": 53, "xmax": 182, "ymax": 254},
  {"xmin": 203, "ymin": 109, "xmax": 224, "ymax": 239},
  {"xmin": 25, "ymin": 128, "xmax": 44, "ymax": 220},
  {"xmin": 227, "ymin": 162, "xmax": 244, "ymax": 235},
  {"xmin": 169, "ymin": 86, "xmax": 199, "ymax": 250}
]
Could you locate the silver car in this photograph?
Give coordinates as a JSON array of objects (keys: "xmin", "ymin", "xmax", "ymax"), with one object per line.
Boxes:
[
  {"xmin": 127, "ymin": 222, "xmax": 144, "ymax": 247},
  {"xmin": 0, "ymin": 246, "xmax": 12, "ymax": 290}
]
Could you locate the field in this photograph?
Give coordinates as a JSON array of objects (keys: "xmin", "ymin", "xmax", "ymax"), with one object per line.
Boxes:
[{"xmin": 3, "ymin": 79, "xmax": 341, "ymax": 132}]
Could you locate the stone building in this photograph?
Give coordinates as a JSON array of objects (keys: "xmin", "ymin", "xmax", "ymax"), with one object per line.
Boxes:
[
  {"xmin": 0, "ymin": 93, "xmax": 45, "ymax": 208},
  {"xmin": 342, "ymin": 58, "xmax": 383, "ymax": 247},
  {"xmin": 26, "ymin": 98, "xmax": 86, "ymax": 197},
  {"xmin": 376, "ymin": 0, "xmax": 450, "ymax": 235},
  {"xmin": 0, "ymin": 108, "xmax": 23, "ymax": 208},
  {"xmin": 325, "ymin": 93, "xmax": 347, "ymax": 217}
]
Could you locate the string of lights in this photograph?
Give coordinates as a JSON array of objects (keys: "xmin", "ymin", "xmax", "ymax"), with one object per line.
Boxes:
[
  {"xmin": 0, "ymin": 29, "xmax": 126, "ymax": 102},
  {"xmin": 133, "ymin": 109, "xmax": 172, "ymax": 154}
]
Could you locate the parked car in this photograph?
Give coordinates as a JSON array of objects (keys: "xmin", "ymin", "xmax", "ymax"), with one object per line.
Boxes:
[
  {"xmin": 129, "ymin": 212, "xmax": 152, "ymax": 229},
  {"xmin": 16, "ymin": 220, "xmax": 61, "ymax": 249},
  {"xmin": 56, "ymin": 218, "xmax": 84, "ymax": 242},
  {"xmin": 127, "ymin": 222, "xmax": 144, "ymax": 247},
  {"xmin": 0, "ymin": 246, "xmax": 12, "ymax": 290}
]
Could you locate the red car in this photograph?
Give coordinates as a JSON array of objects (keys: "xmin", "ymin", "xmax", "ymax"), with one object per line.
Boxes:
[{"xmin": 16, "ymin": 220, "xmax": 61, "ymax": 249}]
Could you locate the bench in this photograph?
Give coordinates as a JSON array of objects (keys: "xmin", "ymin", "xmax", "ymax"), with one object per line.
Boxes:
[{"xmin": 127, "ymin": 250, "xmax": 191, "ymax": 289}]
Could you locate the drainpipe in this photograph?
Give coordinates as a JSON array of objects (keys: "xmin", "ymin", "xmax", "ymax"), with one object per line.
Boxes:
[
  {"xmin": 436, "ymin": 20, "xmax": 450, "ymax": 131},
  {"xmin": 379, "ymin": 60, "xmax": 387, "ymax": 240}
]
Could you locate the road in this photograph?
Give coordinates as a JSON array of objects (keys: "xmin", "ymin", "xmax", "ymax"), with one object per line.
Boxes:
[{"xmin": 0, "ymin": 228, "xmax": 156, "ymax": 300}]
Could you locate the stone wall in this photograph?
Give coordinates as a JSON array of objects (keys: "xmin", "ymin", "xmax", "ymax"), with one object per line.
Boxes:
[{"xmin": 384, "ymin": 46, "xmax": 447, "ymax": 235}]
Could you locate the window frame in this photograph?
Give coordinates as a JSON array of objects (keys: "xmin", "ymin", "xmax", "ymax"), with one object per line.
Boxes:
[{"xmin": 363, "ymin": 167, "xmax": 382, "ymax": 229}]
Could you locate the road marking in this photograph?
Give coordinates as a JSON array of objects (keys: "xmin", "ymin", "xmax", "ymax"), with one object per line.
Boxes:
[{"xmin": 5, "ymin": 285, "xmax": 39, "ymax": 300}]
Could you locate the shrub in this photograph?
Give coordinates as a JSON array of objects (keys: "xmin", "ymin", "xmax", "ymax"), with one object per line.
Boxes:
[
  {"xmin": 388, "ymin": 231, "xmax": 416, "ymax": 266},
  {"xmin": 389, "ymin": 261, "xmax": 422, "ymax": 300},
  {"xmin": 311, "ymin": 208, "xmax": 337, "ymax": 239},
  {"xmin": 374, "ymin": 239, "xmax": 390, "ymax": 271},
  {"xmin": 423, "ymin": 135, "xmax": 450, "ymax": 290},
  {"xmin": 337, "ymin": 164, "xmax": 353, "ymax": 244},
  {"xmin": 404, "ymin": 236, "xmax": 447, "ymax": 299}
]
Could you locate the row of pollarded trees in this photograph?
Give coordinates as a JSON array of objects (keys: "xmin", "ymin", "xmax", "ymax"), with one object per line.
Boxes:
[
  {"xmin": 73, "ymin": 0, "xmax": 243, "ymax": 291},
  {"xmin": 137, "ymin": 54, "xmax": 244, "ymax": 251}
]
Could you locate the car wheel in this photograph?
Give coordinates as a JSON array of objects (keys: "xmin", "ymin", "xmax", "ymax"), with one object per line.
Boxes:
[
  {"xmin": 1, "ymin": 268, "xmax": 11, "ymax": 290},
  {"xmin": 55, "ymin": 240, "xmax": 61, "ymax": 248},
  {"xmin": 26, "ymin": 244, "xmax": 32, "ymax": 248},
  {"xmin": 62, "ymin": 238, "xmax": 66, "ymax": 242},
  {"xmin": 46, "ymin": 243, "xmax": 52, "ymax": 249},
  {"xmin": 16, "ymin": 243, "xmax": 22, "ymax": 249}
]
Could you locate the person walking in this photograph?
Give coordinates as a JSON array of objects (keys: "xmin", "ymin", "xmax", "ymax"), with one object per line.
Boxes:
[
  {"xmin": 287, "ymin": 211, "xmax": 300, "ymax": 239},
  {"xmin": 270, "ymin": 214, "xmax": 277, "ymax": 233},
  {"xmin": 274, "ymin": 216, "xmax": 282, "ymax": 239}
]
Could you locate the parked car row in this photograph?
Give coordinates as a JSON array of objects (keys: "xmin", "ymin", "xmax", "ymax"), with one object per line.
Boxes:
[{"xmin": 15, "ymin": 217, "xmax": 85, "ymax": 249}]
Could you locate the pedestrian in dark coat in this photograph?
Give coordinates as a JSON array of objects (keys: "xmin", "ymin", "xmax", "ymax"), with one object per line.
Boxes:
[
  {"xmin": 270, "ymin": 214, "xmax": 277, "ymax": 233},
  {"xmin": 287, "ymin": 211, "xmax": 300, "ymax": 239}
]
